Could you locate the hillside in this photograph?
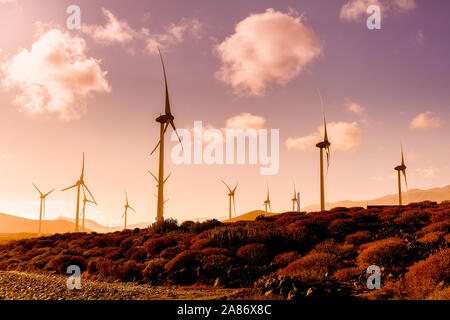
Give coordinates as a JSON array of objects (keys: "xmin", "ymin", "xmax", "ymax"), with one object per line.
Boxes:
[
  {"xmin": 301, "ymin": 185, "xmax": 450, "ymax": 212},
  {"xmin": 0, "ymin": 201, "xmax": 448, "ymax": 300},
  {"xmin": 0, "ymin": 213, "xmax": 91, "ymax": 234}
]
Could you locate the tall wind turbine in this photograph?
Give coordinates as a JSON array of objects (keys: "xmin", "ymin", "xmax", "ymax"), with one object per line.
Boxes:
[
  {"xmin": 291, "ymin": 184, "xmax": 298, "ymax": 212},
  {"xmin": 221, "ymin": 180, "xmax": 237, "ymax": 222},
  {"xmin": 123, "ymin": 189, "xmax": 136, "ymax": 230},
  {"xmin": 62, "ymin": 153, "xmax": 96, "ymax": 232},
  {"xmin": 150, "ymin": 49, "xmax": 183, "ymax": 223},
  {"xmin": 81, "ymin": 188, "xmax": 97, "ymax": 232},
  {"xmin": 394, "ymin": 143, "xmax": 408, "ymax": 205},
  {"xmin": 32, "ymin": 184, "xmax": 54, "ymax": 236},
  {"xmin": 264, "ymin": 187, "xmax": 272, "ymax": 213},
  {"xmin": 316, "ymin": 90, "xmax": 331, "ymax": 212}
]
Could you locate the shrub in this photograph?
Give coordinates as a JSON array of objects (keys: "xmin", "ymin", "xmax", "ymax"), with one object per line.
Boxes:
[
  {"xmin": 279, "ymin": 252, "xmax": 339, "ymax": 281},
  {"xmin": 357, "ymin": 237, "xmax": 408, "ymax": 271},
  {"xmin": 236, "ymin": 243, "xmax": 269, "ymax": 264},
  {"xmin": 149, "ymin": 218, "xmax": 179, "ymax": 234},
  {"xmin": 164, "ymin": 250, "xmax": 199, "ymax": 273},
  {"xmin": 190, "ymin": 238, "xmax": 216, "ymax": 250},
  {"xmin": 345, "ymin": 230, "xmax": 372, "ymax": 245},
  {"xmin": 333, "ymin": 267, "xmax": 360, "ymax": 281},
  {"xmin": 142, "ymin": 258, "xmax": 167, "ymax": 282},
  {"xmin": 129, "ymin": 248, "xmax": 147, "ymax": 262},
  {"xmin": 272, "ymin": 252, "xmax": 298, "ymax": 268},
  {"xmin": 144, "ymin": 235, "xmax": 178, "ymax": 256},
  {"xmin": 404, "ymin": 248, "xmax": 450, "ymax": 299},
  {"xmin": 104, "ymin": 247, "xmax": 122, "ymax": 260},
  {"xmin": 115, "ymin": 260, "xmax": 143, "ymax": 282},
  {"xmin": 201, "ymin": 254, "xmax": 233, "ymax": 280},
  {"xmin": 45, "ymin": 254, "xmax": 86, "ymax": 274}
]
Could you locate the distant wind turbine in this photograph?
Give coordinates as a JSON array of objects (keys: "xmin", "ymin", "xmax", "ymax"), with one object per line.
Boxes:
[
  {"xmin": 394, "ymin": 143, "xmax": 408, "ymax": 205},
  {"xmin": 81, "ymin": 188, "xmax": 97, "ymax": 232},
  {"xmin": 32, "ymin": 184, "xmax": 54, "ymax": 236},
  {"xmin": 221, "ymin": 180, "xmax": 237, "ymax": 222},
  {"xmin": 150, "ymin": 48, "xmax": 183, "ymax": 222},
  {"xmin": 316, "ymin": 89, "xmax": 331, "ymax": 211},
  {"xmin": 62, "ymin": 152, "xmax": 96, "ymax": 232},
  {"xmin": 264, "ymin": 186, "xmax": 272, "ymax": 213},
  {"xmin": 123, "ymin": 189, "xmax": 136, "ymax": 230}
]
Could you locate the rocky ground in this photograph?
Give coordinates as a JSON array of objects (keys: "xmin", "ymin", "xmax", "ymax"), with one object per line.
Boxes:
[{"xmin": 0, "ymin": 271, "xmax": 246, "ymax": 300}]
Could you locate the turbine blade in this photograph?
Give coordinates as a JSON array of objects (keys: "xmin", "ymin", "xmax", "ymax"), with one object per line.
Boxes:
[
  {"xmin": 401, "ymin": 142, "xmax": 405, "ymax": 166},
  {"xmin": 158, "ymin": 48, "xmax": 171, "ymax": 115},
  {"xmin": 326, "ymin": 146, "xmax": 330, "ymax": 173},
  {"xmin": 402, "ymin": 170, "xmax": 408, "ymax": 191},
  {"xmin": 148, "ymin": 170, "xmax": 159, "ymax": 183},
  {"xmin": 44, "ymin": 189, "xmax": 55, "ymax": 198},
  {"xmin": 162, "ymin": 121, "xmax": 170, "ymax": 135},
  {"xmin": 269, "ymin": 203, "xmax": 272, "ymax": 213},
  {"xmin": 170, "ymin": 120, "xmax": 184, "ymax": 151},
  {"xmin": 62, "ymin": 183, "xmax": 77, "ymax": 192},
  {"xmin": 317, "ymin": 88, "xmax": 328, "ymax": 142},
  {"xmin": 33, "ymin": 184, "xmax": 43, "ymax": 197},
  {"xmin": 83, "ymin": 184, "xmax": 96, "ymax": 204},
  {"xmin": 125, "ymin": 189, "xmax": 128, "ymax": 204},
  {"xmin": 221, "ymin": 180, "xmax": 232, "ymax": 193},
  {"xmin": 232, "ymin": 183, "xmax": 238, "ymax": 193},
  {"xmin": 150, "ymin": 140, "xmax": 161, "ymax": 156},
  {"xmin": 129, "ymin": 206, "xmax": 136, "ymax": 213},
  {"xmin": 81, "ymin": 152, "xmax": 85, "ymax": 180},
  {"xmin": 164, "ymin": 172, "xmax": 171, "ymax": 184}
]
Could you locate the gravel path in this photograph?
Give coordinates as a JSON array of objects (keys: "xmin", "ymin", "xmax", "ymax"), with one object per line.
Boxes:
[{"xmin": 0, "ymin": 271, "xmax": 244, "ymax": 300}]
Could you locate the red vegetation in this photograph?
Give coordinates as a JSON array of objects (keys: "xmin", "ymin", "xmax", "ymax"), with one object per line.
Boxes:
[{"xmin": 0, "ymin": 202, "xmax": 448, "ymax": 300}]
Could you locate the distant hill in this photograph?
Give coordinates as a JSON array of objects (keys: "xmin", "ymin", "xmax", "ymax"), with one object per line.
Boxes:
[
  {"xmin": 301, "ymin": 185, "xmax": 450, "ymax": 212},
  {"xmin": 227, "ymin": 210, "xmax": 277, "ymax": 222},
  {"xmin": 0, "ymin": 213, "xmax": 91, "ymax": 234}
]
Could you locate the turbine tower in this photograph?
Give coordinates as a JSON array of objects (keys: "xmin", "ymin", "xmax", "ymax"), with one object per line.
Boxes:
[
  {"xmin": 264, "ymin": 187, "xmax": 272, "ymax": 213},
  {"xmin": 81, "ymin": 188, "xmax": 97, "ymax": 232},
  {"xmin": 394, "ymin": 143, "xmax": 408, "ymax": 205},
  {"xmin": 123, "ymin": 189, "xmax": 136, "ymax": 229},
  {"xmin": 221, "ymin": 180, "xmax": 237, "ymax": 222},
  {"xmin": 291, "ymin": 184, "xmax": 298, "ymax": 212},
  {"xmin": 150, "ymin": 49, "xmax": 183, "ymax": 223},
  {"xmin": 32, "ymin": 184, "xmax": 54, "ymax": 236},
  {"xmin": 62, "ymin": 153, "xmax": 96, "ymax": 232},
  {"xmin": 315, "ymin": 90, "xmax": 331, "ymax": 212},
  {"xmin": 297, "ymin": 192, "xmax": 301, "ymax": 211}
]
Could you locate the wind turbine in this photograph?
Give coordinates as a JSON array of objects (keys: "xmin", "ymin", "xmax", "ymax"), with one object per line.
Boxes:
[
  {"xmin": 62, "ymin": 152, "xmax": 96, "ymax": 232},
  {"xmin": 123, "ymin": 189, "xmax": 136, "ymax": 230},
  {"xmin": 394, "ymin": 143, "xmax": 408, "ymax": 205},
  {"xmin": 221, "ymin": 180, "xmax": 237, "ymax": 222},
  {"xmin": 32, "ymin": 184, "xmax": 54, "ymax": 236},
  {"xmin": 81, "ymin": 188, "xmax": 97, "ymax": 232},
  {"xmin": 264, "ymin": 187, "xmax": 272, "ymax": 213},
  {"xmin": 150, "ymin": 49, "xmax": 183, "ymax": 223},
  {"xmin": 315, "ymin": 89, "xmax": 331, "ymax": 212},
  {"xmin": 291, "ymin": 184, "xmax": 298, "ymax": 212}
]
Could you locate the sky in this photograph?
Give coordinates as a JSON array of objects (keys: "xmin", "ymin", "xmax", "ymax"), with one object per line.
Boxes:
[{"xmin": 0, "ymin": 0, "xmax": 449, "ymax": 227}]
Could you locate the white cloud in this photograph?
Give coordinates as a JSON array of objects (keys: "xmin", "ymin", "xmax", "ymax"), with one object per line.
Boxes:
[
  {"xmin": 215, "ymin": 8, "xmax": 322, "ymax": 96},
  {"xmin": 1, "ymin": 28, "xmax": 111, "ymax": 119},
  {"xmin": 146, "ymin": 17, "xmax": 202, "ymax": 54},
  {"xmin": 225, "ymin": 112, "xmax": 266, "ymax": 130},
  {"xmin": 410, "ymin": 112, "xmax": 441, "ymax": 130},
  {"xmin": 416, "ymin": 167, "xmax": 439, "ymax": 179},
  {"xmin": 340, "ymin": 0, "xmax": 416, "ymax": 22},
  {"xmin": 82, "ymin": 8, "xmax": 137, "ymax": 44},
  {"xmin": 285, "ymin": 121, "xmax": 362, "ymax": 151},
  {"xmin": 347, "ymin": 102, "xmax": 365, "ymax": 115},
  {"xmin": 82, "ymin": 9, "xmax": 202, "ymax": 54}
]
